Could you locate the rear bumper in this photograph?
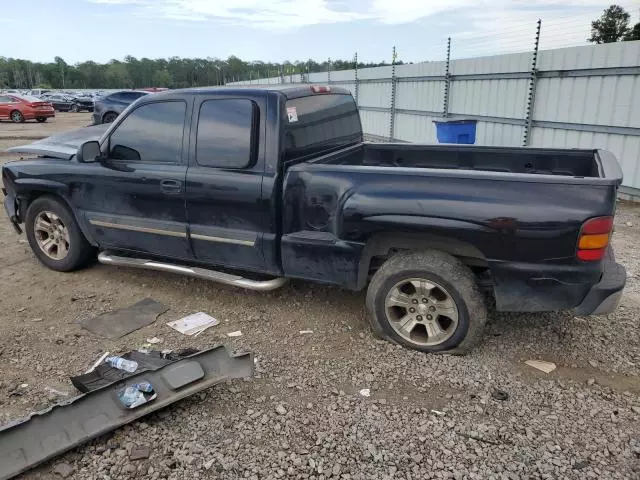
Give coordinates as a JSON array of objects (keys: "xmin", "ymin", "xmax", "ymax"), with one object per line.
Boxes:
[
  {"xmin": 573, "ymin": 250, "xmax": 626, "ymax": 315},
  {"xmin": 491, "ymin": 248, "xmax": 625, "ymax": 313}
]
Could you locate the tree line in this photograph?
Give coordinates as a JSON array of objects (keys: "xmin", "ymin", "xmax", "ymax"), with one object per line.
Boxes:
[
  {"xmin": 0, "ymin": 56, "xmax": 401, "ymax": 90},
  {"xmin": 588, "ymin": 5, "xmax": 640, "ymax": 44}
]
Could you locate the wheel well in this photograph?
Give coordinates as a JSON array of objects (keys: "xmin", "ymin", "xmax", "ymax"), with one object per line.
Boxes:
[
  {"xmin": 357, "ymin": 232, "xmax": 490, "ymax": 290},
  {"xmin": 19, "ymin": 191, "xmax": 98, "ymax": 247},
  {"xmin": 102, "ymin": 111, "xmax": 117, "ymax": 122}
]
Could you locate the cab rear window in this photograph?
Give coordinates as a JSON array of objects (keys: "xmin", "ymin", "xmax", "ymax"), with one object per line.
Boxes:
[{"xmin": 283, "ymin": 94, "xmax": 362, "ymax": 161}]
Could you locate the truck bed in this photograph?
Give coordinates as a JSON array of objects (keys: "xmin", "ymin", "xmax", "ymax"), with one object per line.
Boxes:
[{"xmin": 307, "ymin": 143, "xmax": 622, "ymax": 183}]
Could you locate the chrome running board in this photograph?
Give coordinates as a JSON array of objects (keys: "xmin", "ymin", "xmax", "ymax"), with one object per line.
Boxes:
[{"xmin": 98, "ymin": 252, "xmax": 287, "ymax": 291}]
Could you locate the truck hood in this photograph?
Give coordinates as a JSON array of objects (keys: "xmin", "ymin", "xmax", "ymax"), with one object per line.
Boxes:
[{"xmin": 5, "ymin": 124, "xmax": 109, "ymax": 160}]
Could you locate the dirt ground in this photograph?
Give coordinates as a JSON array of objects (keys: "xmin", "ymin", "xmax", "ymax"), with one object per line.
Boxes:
[{"xmin": 0, "ymin": 115, "xmax": 638, "ymax": 479}]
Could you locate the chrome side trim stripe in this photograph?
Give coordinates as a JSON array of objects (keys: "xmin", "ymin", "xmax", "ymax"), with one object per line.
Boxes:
[
  {"xmin": 90, "ymin": 219, "xmax": 256, "ymax": 246},
  {"xmin": 190, "ymin": 233, "xmax": 255, "ymax": 247},
  {"xmin": 89, "ymin": 220, "xmax": 186, "ymax": 238}
]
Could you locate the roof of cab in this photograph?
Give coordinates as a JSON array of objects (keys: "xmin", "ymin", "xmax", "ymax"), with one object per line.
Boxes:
[{"xmin": 146, "ymin": 84, "xmax": 352, "ymax": 100}]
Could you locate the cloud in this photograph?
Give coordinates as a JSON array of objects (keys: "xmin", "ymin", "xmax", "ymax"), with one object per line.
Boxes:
[{"xmin": 86, "ymin": 0, "xmax": 624, "ymax": 40}]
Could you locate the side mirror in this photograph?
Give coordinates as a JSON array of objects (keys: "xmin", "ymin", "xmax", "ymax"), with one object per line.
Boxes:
[{"xmin": 77, "ymin": 140, "xmax": 102, "ymax": 163}]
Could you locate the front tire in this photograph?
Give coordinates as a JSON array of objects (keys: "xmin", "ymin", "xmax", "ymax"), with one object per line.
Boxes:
[
  {"xmin": 10, "ymin": 110, "xmax": 24, "ymax": 123},
  {"xmin": 366, "ymin": 250, "xmax": 486, "ymax": 354},
  {"xmin": 69, "ymin": 103, "xmax": 79, "ymax": 113},
  {"xmin": 25, "ymin": 196, "xmax": 94, "ymax": 272},
  {"xmin": 102, "ymin": 112, "xmax": 118, "ymax": 124}
]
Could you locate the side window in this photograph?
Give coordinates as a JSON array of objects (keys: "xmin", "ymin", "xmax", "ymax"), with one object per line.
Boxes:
[
  {"xmin": 196, "ymin": 99, "xmax": 255, "ymax": 168},
  {"xmin": 0, "ymin": 96, "xmax": 12, "ymax": 103},
  {"xmin": 109, "ymin": 101, "xmax": 186, "ymax": 163}
]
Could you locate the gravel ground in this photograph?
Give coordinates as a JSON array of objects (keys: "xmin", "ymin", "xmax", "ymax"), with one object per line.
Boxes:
[{"xmin": 0, "ymin": 117, "xmax": 638, "ymax": 479}]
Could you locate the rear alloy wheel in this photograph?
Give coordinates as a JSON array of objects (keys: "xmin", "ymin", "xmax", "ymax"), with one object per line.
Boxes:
[
  {"xmin": 102, "ymin": 112, "xmax": 117, "ymax": 123},
  {"xmin": 10, "ymin": 110, "xmax": 24, "ymax": 123},
  {"xmin": 384, "ymin": 278, "xmax": 459, "ymax": 346},
  {"xmin": 36, "ymin": 117, "xmax": 47, "ymax": 123},
  {"xmin": 69, "ymin": 103, "xmax": 79, "ymax": 113},
  {"xmin": 366, "ymin": 250, "xmax": 487, "ymax": 354}
]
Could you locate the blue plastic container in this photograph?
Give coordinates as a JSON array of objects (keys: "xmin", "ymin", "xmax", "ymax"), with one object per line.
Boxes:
[{"xmin": 433, "ymin": 119, "xmax": 477, "ymax": 144}]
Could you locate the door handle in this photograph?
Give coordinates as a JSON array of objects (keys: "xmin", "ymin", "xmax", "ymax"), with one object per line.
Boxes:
[{"xmin": 160, "ymin": 179, "xmax": 183, "ymax": 194}]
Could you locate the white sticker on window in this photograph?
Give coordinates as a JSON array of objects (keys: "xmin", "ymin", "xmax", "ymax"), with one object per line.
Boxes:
[{"xmin": 286, "ymin": 106, "xmax": 298, "ymax": 123}]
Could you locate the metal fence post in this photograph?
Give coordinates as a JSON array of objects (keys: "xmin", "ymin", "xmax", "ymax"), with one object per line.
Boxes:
[
  {"xmin": 443, "ymin": 37, "xmax": 451, "ymax": 118},
  {"xmin": 328, "ymin": 58, "xmax": 332, "ymax": 84},
  {"xmin": 354, "ymin": 52, "xmax": 359, "ymax": 106},
  {"xmin": 523, "ymin": 19, "xmax": 542, "ymax": 147},
  {"xmin": 389, "ymin": 46, "xmax": 397, "ymax": 141}
]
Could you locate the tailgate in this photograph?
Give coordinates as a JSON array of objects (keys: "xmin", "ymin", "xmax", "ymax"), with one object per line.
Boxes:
[{"xmin": 596, "ymin": 150, "xmax": 624, "ymax": 185}]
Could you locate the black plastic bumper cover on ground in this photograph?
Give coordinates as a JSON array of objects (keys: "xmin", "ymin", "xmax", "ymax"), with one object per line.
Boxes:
[{"xmin": 0, "ymin": 346, "xmax": 253, "ymax": 480}]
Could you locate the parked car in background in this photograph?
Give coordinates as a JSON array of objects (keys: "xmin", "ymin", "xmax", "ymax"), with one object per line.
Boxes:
[
  {"xmin": 92, "ymin": 90, "xmax": 148, "ymax": 124},
  {"xmin": 27, "ymin": 89, "xmax": 51, "ymax": 97},
  {"xmin": 72, "ymin": 94, "xmax": 95, "ymax": 112},
  {"xmin": 0, "ymin": 94, "xmax": 55, "ymax": 122},
  {"xmin": 40, "ymin": 93, "xmax": 82, "ymax": 112}
]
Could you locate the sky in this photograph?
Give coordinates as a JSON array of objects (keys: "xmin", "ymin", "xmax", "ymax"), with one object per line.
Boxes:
[{"xmin": 2, "ymin": 1, "xmax": 638, "ymax": 64}]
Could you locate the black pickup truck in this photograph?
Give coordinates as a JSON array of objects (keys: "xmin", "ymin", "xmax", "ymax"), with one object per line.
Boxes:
[{"xmin": 2, "ymin": 85, "xmax": 626, "ymax": 353}]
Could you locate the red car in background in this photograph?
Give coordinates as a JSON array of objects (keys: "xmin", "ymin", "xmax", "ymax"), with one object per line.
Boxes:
[{"xmin": 0, "ymin": 94, "xmax": 55, "ymax": 123}]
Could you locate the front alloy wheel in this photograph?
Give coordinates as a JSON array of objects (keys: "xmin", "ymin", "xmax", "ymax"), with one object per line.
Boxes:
[{"xmin": 33, "ymin": 211, "xmax": 70, "ymax": 260}]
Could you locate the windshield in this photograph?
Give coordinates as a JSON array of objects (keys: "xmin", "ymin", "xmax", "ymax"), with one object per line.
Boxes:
[{"xmin": 283, "ymin": 93, "xmax": 362, "ymax": 161}]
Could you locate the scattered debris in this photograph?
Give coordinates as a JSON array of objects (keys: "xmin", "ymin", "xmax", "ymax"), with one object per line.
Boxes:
[
  {"xmin": 147, "ymin": 337, "xmax": 163, "ymax": 344},
  {"xmin": 44, "ymin": 386, "xmax": 69, "ymax": 397},
  {"xmin": 573, "ymin": 459, "xmax": 589, "ymax": 470},
  {"xmin": 130, "ymin": 446, "xmax": 151, "ymax": 461},
  {"xmin": 17, "ymin": 307, "xmax": 25, "ymax": 313},
  {"xmin": 457, "ymin": 432, "xmax": 501, "ymax": 446},
  {"xmin": 491, "ymin": 388, "xmax": 509, "ymax": 401},
  {"xmin": 299, "ymin": 330, "xmax": 314, "ymax": 335},
  {"xmin": 105, "ymin": 356, "xmax": 139, "ymax": 373},
  {"xmin": 359, "ymin": 388, "xmax": 371, "ymax": 397},
  {"xmin": 85, "ymin": 352, "xmax": 110, "ymax": 373},
  {"xmin": 81, "ymin": 298, "xmax": 168, "ymax": 339},
  {"xmin": 524, "ymin": 359, "xmax": 557, "ymax": 373},
  {"xmin": 227, "ymin": 330, "xmax": 243, "ymax": 337},
  {"xmin": 118, "ymin": 382, "xmax": 157, "ymax": 409},
  {"xmin": 52, "ymin": 462, "xmax": 75, "ymax": 478},
  {"xmin": 587, "ymin": 378, "xmax": 596, "ymax": 386},
  {"xmin": 430, "ymin": 409, "xmax": 446, "ymax": 416},
  {"xmin": 70, "ymin": 293, "xmax": 96, "ymax": 302},
  {"xmin": 275, "ymin": 404, "xmax": 287, "ymax": 415},
  {"xmin": 167, "ymin": 312, "xmax": 219, "ymax": 336},
  {"xmin": 31, "ymin": 317, "xmax": 43, "ymax": 323},
  {"xmin": 0, "ymin": 346, "xmax": 254, "ymax": 480},
  {"xmin": 626, "ymin": 221, "xmax": 633, "ymax": 227}
]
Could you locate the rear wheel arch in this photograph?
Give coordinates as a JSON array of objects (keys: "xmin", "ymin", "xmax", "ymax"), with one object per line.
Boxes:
[{"xmin": 357, "ymin": 232, "xmax": 488, "ymax": 290}]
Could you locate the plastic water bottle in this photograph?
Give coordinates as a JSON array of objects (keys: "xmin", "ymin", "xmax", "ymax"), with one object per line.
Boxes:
[
  {"xmin": 105, "ymin": 356, "xmax": 138, "ymax": 373},
  {"xmin": 118, "ymin": 386, "xmax": 145, "ymax": 408}
]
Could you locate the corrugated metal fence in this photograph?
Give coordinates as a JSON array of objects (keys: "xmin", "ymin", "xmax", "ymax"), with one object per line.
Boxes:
[{"xmin": 232, "ymin": 41, "xmax": 640, "ymax": 199}]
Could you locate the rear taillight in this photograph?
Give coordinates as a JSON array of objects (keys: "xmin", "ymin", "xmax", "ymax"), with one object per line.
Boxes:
[{"xmin": 577, "ymin": 216, "xmax": 613, "ymax": 261}]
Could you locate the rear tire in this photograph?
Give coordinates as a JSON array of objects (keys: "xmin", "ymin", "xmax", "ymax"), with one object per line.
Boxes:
[
  {"xmin": 366, "ymin": 250, "xmax": 486, "ymax": 354},
  {"xmin": 25, "ymin": 196, "xmax": 94, "ymax": 272},
  {"xmin": 102, "ymin": 112, "xmax": 117, "ymax": 124},
  {"xmin": 36, "ymin": 117, "xmax": 47, "ymax": 123},
  {"xmin": 10, "ymin": 110, "xmax": 24, "ymax": 123}
]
